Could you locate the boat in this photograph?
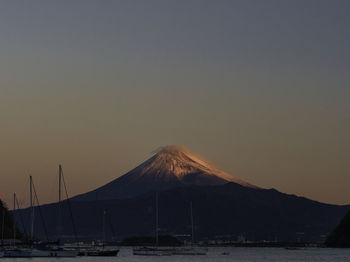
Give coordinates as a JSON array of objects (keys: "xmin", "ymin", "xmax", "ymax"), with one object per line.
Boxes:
[
  {"xmin": 284, "ymin": 247, "xmax": 302, "ymax": 250},
  {"xmin": 133, "ymin": 245, "xmax": 208, "ymax": 256},
  {"xmin": 5, "ymin": 174, "xmax": 78, "ymax": 258},
  {"xmin": 133, "ymin": 246, "xmax": 173, "ymax": 256},
  {"xmin": 133, "ymin": 192, "xmax": 172, "ymax": 256},
  {"xmin": 3, "ymin": 247, "xmax": 77, "ymax": 258},
  {"xmin": 77, "ymin": 208, "xmax": 120, "ymax": 256},
  {"xmin": 171, "ymin": 202, "xmax": 207, "ymax": 256},
  {"xmin": 3, "ymin": 248, "xmax": 33, "ymax": 258},
  {"xmin": 78, "ymin": 248, "xmax": 119, "ymax": 256},
  {"xmin": 132, "ymin": 195, "xmax": 207, "ymax": 256},
  {"xmin": 171, "ymin": 246, "xmax": 207, "ymax": 255}
]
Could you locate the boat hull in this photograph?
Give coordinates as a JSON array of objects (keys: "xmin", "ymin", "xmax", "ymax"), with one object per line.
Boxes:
[
  {"xmin": 133, "ymin": 247, "xmax": 173, "ymax": 256},
  {"xmin": 171, "ymin": 247, "xmax": 207, "ymax": 255},
  {"xmin": 78, "ymin": 249, "xmax": 120, "ymax": 256},
  {"xmin": 3, "ymin": 249, "xmax": 78, "ymax": 257}
]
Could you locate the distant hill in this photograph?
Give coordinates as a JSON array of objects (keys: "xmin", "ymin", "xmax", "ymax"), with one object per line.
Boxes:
[
  {"xmin": 326, "ymin": 211, "xmax": 350, "ymax": 247},
  {"xmin": 14, "ymin": 183, "xmax": 349, "ymax": 243}
]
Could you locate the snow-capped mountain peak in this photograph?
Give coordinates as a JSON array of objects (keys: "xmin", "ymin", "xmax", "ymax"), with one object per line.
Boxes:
[
  {"xmin": 73, "ymin": 145, "xmax": 257, "ymax": 201},
  {"xmin": 136, "ymin": 145, "xmax": 254, "ymax": 187}
]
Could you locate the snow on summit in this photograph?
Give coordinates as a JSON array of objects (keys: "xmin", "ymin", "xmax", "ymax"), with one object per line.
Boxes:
[
  {"xmin": 140, "ymin": 145, "xmax": 254, "ymax": 187},
  {"xmin": 73, "ymin": 145, "xmax": 257, "ymax": 201}
]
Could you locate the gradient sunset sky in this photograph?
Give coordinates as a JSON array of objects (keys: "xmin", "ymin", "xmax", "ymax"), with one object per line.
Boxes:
[{"xmin": 1, "ymin": 0, "xmax": 349, "ymax": 207}]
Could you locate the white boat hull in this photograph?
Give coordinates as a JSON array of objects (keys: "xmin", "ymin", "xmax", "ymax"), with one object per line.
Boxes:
[
  {"xmin": 4, "ymin": 248, "xmax": 78, "ymax": 257},
  {"xmin": 133, "ymin": 247, "xmax": 172, "ymax": 256},
  {"xmin": 171, "ymin": 247, "xmax": 207, "ymax": 255}
]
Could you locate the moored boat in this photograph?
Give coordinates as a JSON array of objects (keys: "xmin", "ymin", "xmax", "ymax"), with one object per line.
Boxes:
[
  {"xmin": 171, "ymin": 246, "xmax": 207, "ymax": 255},
  {"xmin": 3, "ymin": 247, "xmax": 78, "ymax": 257},
  {"xmin": 78, "ymin": 248, "xmax": 119, "ymax": 256},
  {"xmin": 169, "ymin": 202, "xmax": 207, "ymax": 256},
  {"xmin": 133, "ymin": 192, "xmax": 171, "ymax": 256},
  {"xmin": 133, "ymin": 246, "xmax": 173, "ymax": 256}
]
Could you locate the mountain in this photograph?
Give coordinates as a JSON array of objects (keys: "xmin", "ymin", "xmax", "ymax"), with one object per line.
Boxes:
[
  {"xmin": 73, "ymin": 145, "xmax": 256, "ymax": 201},
  {"xmin": 12, "ymin": 145, "xmax": 350, "ymax": 242},
  {"xmin": 326, "ymin": 211, "xmax": 350, "ymax": 247}
]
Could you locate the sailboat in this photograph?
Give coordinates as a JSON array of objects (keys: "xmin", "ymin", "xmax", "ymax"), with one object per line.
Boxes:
[
  {"xmin": 171, "ymin": 201, "xmax": 207, "ymax": 256},
  {"xmin": 47, "ymin": 165, "xmax": 79, "ymax": 257},
  {"xmin": 4, "ymin": 176, "xmax": 40, "ymax": 258},
  {"xmin": 78, "ymin": 209, "xmax": 119, "ymax": 256},
  {"xmin": 4, "ymin": 173, "xmax": 78, "ymax": 258},
  {"xmin": 133, "ymin": 192, "xmax": 173, "ymax": 256}
]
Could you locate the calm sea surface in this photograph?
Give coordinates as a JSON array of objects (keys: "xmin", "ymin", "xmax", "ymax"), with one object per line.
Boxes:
[{"xmin": 2, "ymin": 247, "xmax": 350, "ymax": 262}]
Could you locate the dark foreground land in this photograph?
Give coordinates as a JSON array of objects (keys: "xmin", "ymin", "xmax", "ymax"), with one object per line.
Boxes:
[{"xmin": 14, "ymin": 183, "xmax": 350, "ymax": 243}]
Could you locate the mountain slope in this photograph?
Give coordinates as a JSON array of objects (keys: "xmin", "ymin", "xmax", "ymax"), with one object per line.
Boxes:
[
  {"xmin": 14, "ymin": 183, "xmax": 349, "ymax": 242},
  {"xmin": 73, "ymin": 146, "xmax": 256, "ymax": 201}
]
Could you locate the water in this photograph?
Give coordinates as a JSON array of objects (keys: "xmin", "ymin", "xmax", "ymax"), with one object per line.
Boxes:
[{"xmin": 1, "ymin": 247, "xmax": 350, "ymax": 262}]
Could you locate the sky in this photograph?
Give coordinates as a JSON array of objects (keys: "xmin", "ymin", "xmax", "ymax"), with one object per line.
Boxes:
[{"xmin": 1, "ymin": 0, "xmax": 349, "ymax": 207}]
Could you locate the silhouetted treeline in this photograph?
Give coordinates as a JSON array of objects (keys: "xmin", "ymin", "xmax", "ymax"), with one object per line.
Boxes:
[
  {"xmin": 326, "ymin": 211, "xmax": 350, "ymax": 248},
  {"xmin": 0, "ymin": 200, "xmax": 21, "ymax": 241}
]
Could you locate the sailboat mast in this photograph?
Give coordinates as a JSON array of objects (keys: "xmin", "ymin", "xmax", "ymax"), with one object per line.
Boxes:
[
  {"xmin": 190, "ymin": 201, "xmax": 194, "ymax": 245},
  {"xmin": 58, "ymin": 164, "xmax": 62, "ymax": 241},
  {"xmin": 59, "ymin": 166, "xmax": 79, "ymax": 243},
  {"xmin": 30, "ymin": 175, "xmax": 34, "ymax": 241},
  {"xmin": 103, "ymin": 209, "xmax": 106, "ymax": 245},
  {"xmin": 1, "ymin": 207, "xmax": 4, "ymax": 246},
  {"xmin": 59, "ymin": 165, "xmax": 62, "ymax": 204},
  {"xmin": 155, "ymin": 192, "xmax": 159, "ymax": 246},
  {"xmin": 13, "ymin": 193, "xmax": 16, "ymax": 246}
]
